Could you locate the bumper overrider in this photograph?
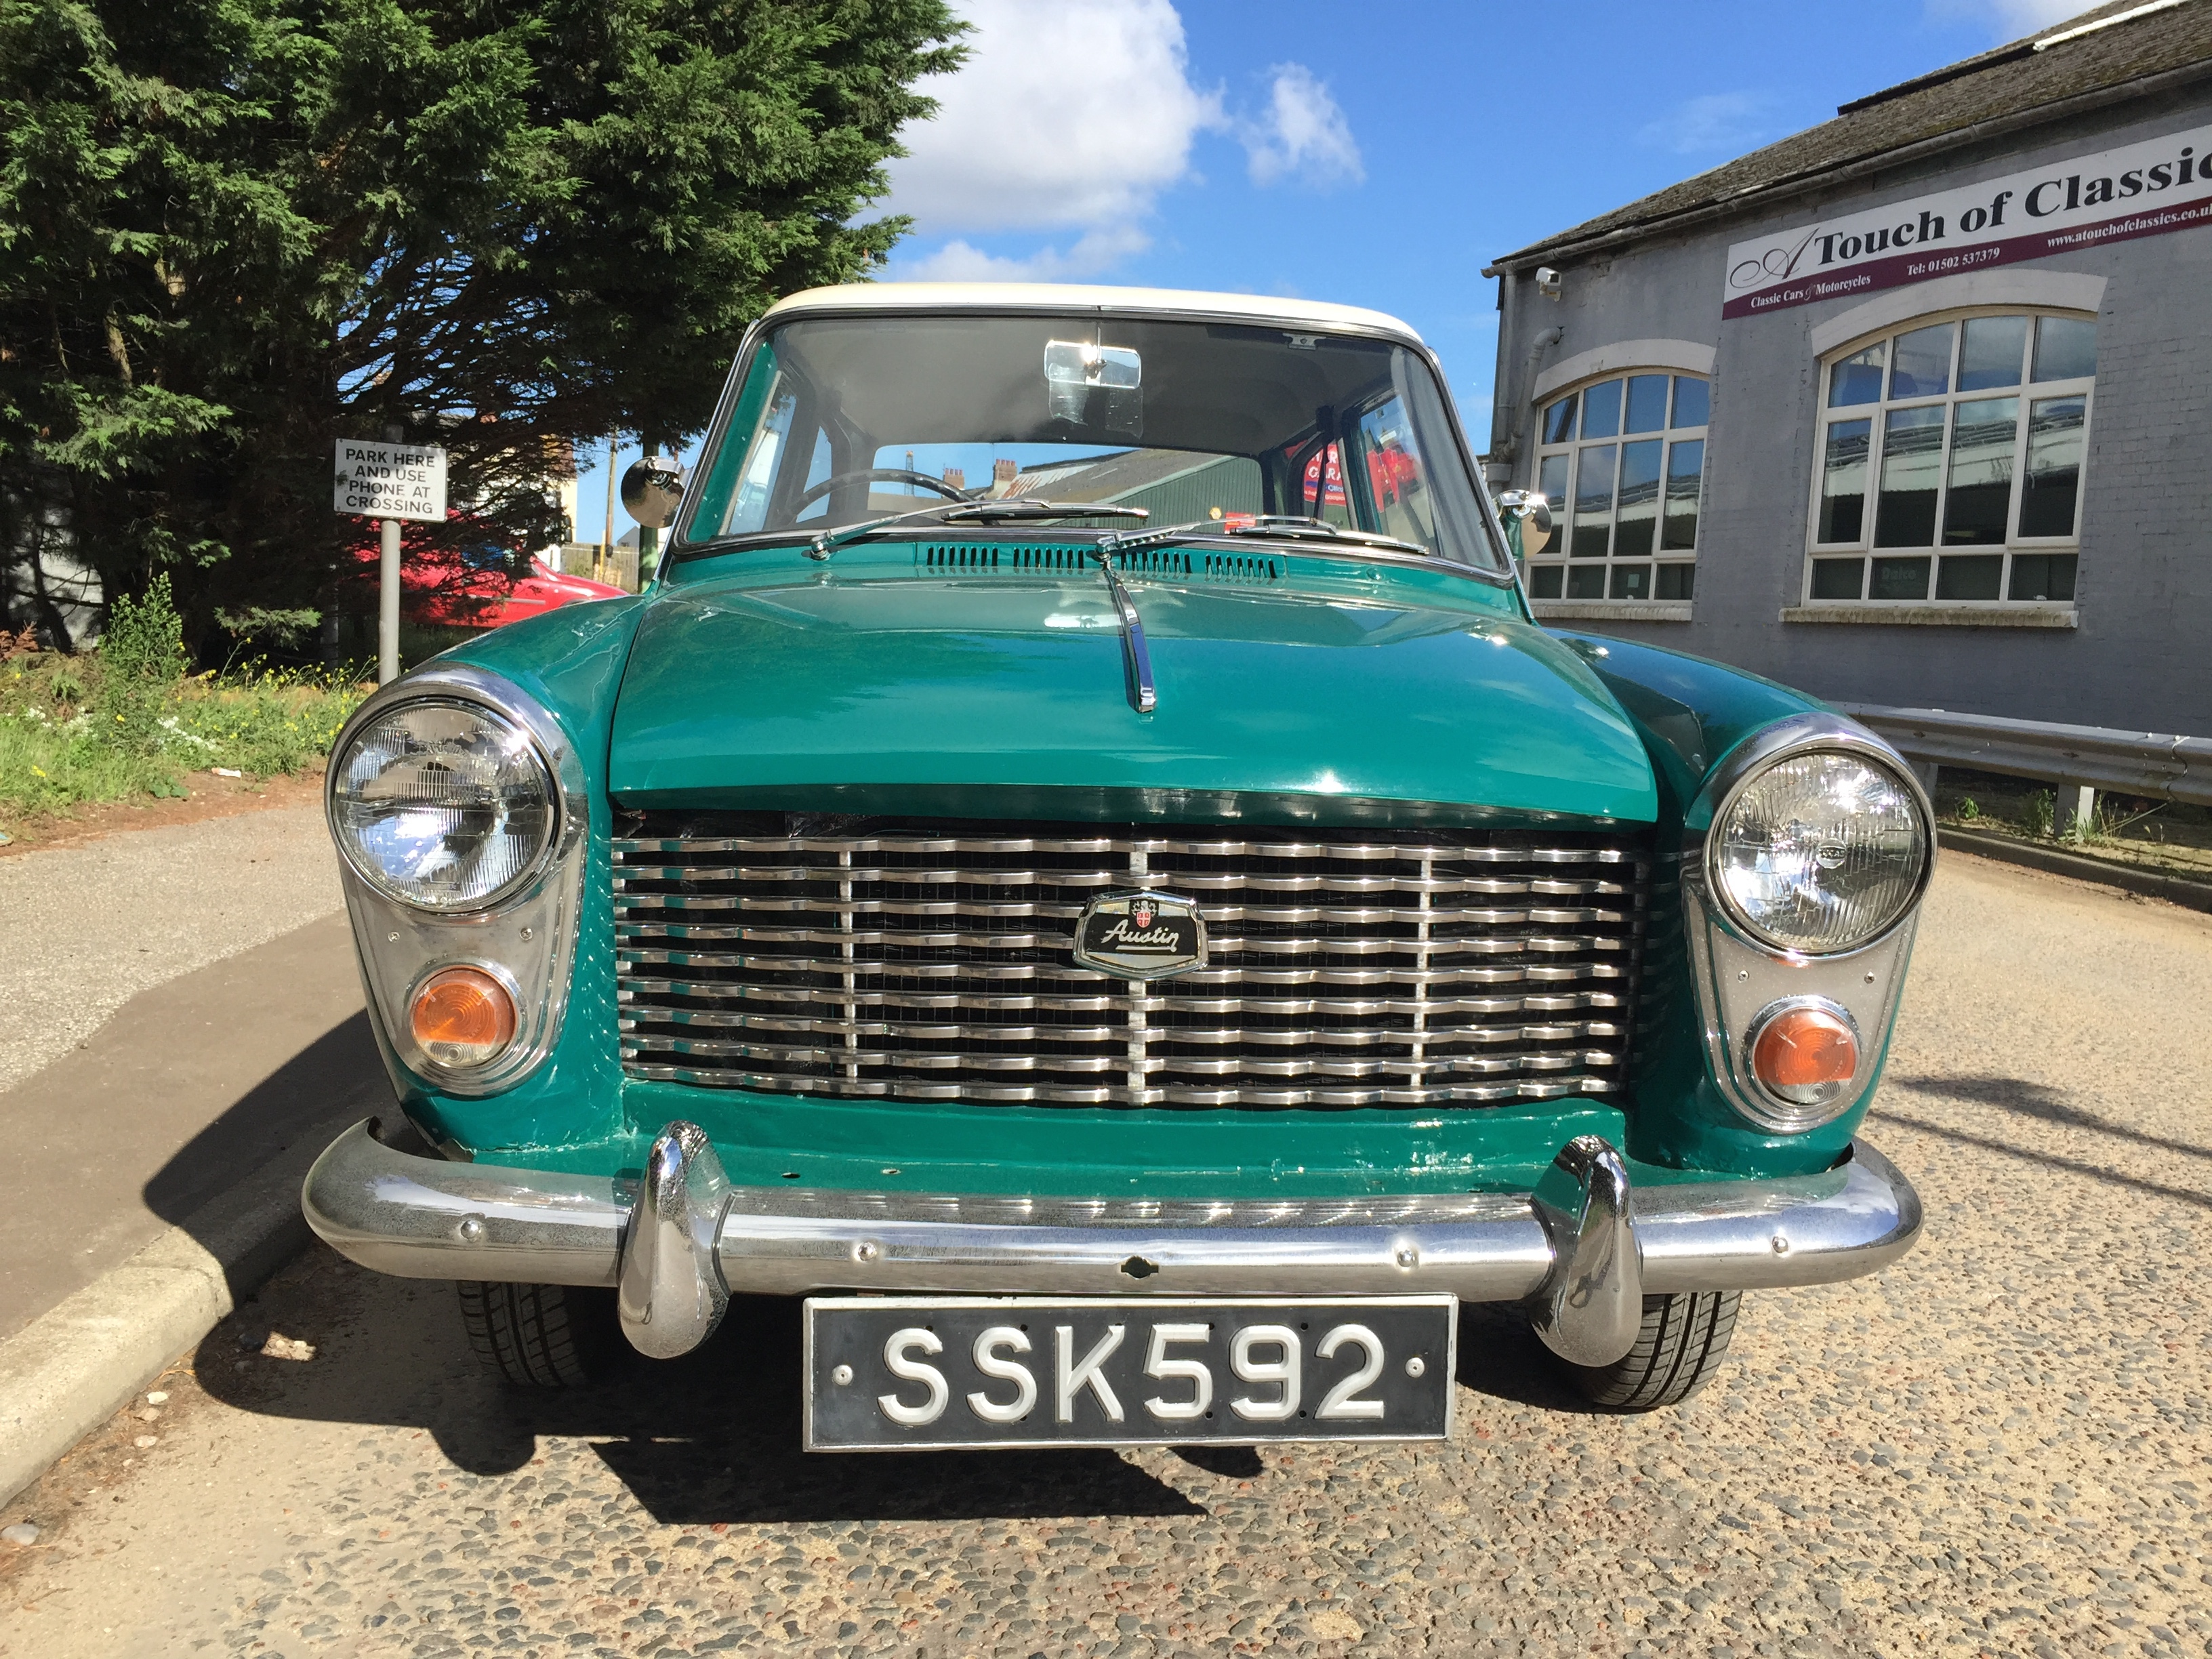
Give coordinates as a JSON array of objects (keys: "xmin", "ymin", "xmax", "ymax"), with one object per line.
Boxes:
[{"xmin": 302, "ymin": 1120, "xmax": 1921, "ymax": 1370}]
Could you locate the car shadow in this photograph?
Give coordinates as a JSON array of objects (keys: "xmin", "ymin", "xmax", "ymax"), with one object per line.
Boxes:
[
  {"xmin": 1889, "ymin": 1071, "xmax": 2212, "ymax": 1163},
  {"xmin": 142, "ymin": 1010, "xmax": 385, "ymax": 1225},
  {"xmin": 194, "ymin": 1272, "xmax": 1204, "ymax": 1524},
  {"xmin": 1876, "ymin": 1073, "xmax": 2212, "ymax": 1212},
  {"xmin": 1453, "ymin": 1301, "xmax": 1606, "ymax": 1415},
  {"xmin": 190, "ymin": 1248, "xmax": 1624, "ymax": 1520}
]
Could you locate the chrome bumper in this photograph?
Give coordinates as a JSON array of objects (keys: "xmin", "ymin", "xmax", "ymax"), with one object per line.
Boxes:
[{"xmin": 302, "ymin": 1119, "xmax": 1921, "ymax": 1368}]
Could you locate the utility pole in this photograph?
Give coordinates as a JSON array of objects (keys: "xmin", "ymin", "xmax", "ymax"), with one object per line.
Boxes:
[
  {"xmin": 599, "ymin": 435, "xmax": 617, "ymax": 584},
  {"xmin": 379, "ymin": 422, "xmax": 403, "ymax": 684},
  {"xmin": 638, "ymin": 432, "xmax": 663, "ymax": 586}
]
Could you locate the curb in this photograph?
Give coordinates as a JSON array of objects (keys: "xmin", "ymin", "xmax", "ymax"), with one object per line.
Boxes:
[
  {"xmin": 1938, "ymin": 827, "xmax": 2212, "ymax": 914},
  {"xmin": 0, "ymin": 1122, "xmax": 341, "ymax": 1509}
]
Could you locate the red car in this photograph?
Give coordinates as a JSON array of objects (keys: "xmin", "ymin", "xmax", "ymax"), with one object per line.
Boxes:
[{"xmin": 348, "ymin": 518, "xmax": 625, "ymax": 631}]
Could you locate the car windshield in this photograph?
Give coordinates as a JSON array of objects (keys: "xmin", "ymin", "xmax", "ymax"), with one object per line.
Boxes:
[{"xmin": 676, "ymin": 311, "xmax": 1507, "ymax": 573}]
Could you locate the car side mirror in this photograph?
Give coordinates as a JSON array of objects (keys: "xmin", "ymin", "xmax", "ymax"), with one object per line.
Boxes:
[
  {"xmin": 1496, "ymin": 489, "xmax": 1554, "ymax": 558},
  {"xmin": 621, "ymin": 456, "xmax": 687, "ymax": 530}
]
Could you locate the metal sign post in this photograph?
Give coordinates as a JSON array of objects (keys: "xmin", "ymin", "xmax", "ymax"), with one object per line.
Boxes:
[{"xmin": 334, "ymin": 434, "xmax": 447, "ymax": 682}]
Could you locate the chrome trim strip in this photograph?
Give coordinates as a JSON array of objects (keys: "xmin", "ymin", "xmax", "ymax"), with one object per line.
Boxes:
[
  {"xmin": 302, "ymin": 1121, "xmax": 1923, "ymax": 1321},
  {"xmin": 617, "ymin": 836, "xmax": 1639, "ymax": 864}
]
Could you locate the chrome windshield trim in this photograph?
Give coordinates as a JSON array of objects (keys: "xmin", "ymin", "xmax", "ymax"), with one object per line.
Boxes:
[
  {"xmin": 1091, "ymin": 546, "xmax": 1157, "ymax": 712},
  {"xmin": 670, "ymin": 310, "xmax": 1518, "ymax": 583}
]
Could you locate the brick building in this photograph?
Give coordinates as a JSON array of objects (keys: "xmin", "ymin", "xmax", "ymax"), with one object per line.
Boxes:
[{"xmin": 1482, "ymin": 0, "xmax": 2212, "ymax": 733}]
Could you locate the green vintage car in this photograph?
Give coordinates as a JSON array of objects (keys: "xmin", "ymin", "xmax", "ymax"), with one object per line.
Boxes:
[{"xmin": 305, "ymin": 284, "xmax": 1927, "ymax": 1448}]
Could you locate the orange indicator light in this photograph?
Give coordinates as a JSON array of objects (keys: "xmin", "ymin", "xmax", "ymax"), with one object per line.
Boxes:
[
  {"xmin": 1751, "ymin": 1005, "xmax": 1858, "ymax": 1094},
  {"xmin": 411, "ymin": 966, "xmax": 516, "ymax": 1067}
]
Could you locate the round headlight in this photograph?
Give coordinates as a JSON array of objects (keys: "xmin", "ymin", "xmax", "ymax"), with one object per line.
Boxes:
[
  {"xmin": 331, "ymin": 699, "xmax": 557, "ymax": 912},
  {"xmin": 1710, "ymin": 750, "xmax": 1926, "ymax": 954}
]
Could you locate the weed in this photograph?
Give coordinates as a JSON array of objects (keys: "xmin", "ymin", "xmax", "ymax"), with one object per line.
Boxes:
[
  {"xmin": 1957, "ymin": 797, "xmax": 1980, "ymax": 822},
  {"xmin": 2024, "ymin": 790, "xmax": 2055, "ymax": 839},
  {"xmin": 96, "ymin": 575, "xmax": 189, "ymax": 755},
  {"xmin": 0, "ymin": 643, "xmax": 369, "ymax": 822}
]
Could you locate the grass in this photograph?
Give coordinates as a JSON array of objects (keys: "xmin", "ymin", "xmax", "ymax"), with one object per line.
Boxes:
[
  {"xmin": 0, "ymin": 648, "xmax": 370, "ymax": 829},
  {"xmin": 1936, "ymin": 766, "xmax": 2212, "ymax": 884}
]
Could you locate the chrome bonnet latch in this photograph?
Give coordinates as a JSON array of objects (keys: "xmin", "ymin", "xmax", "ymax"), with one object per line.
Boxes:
[
  {"xmin": 1090, "ymin": 546, "xmax": 1156, "ymax": 714},
  {"xmin": 1530, "ymin": 1134, "xmax": 1644, "ymax": 1368},
  {"xmin": 617, "ymin": 1121, "xmax": 733, "ymax": 1358}
]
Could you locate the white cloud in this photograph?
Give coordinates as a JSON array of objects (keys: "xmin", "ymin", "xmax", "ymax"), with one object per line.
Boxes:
[
  {"xmin": 1239, "ymin": 64, "xmax": 1363, "ymax": 188},
  {"xmin": 1635, "ymin": 91, "xmax": 1778, "ymax": 155},
  {"xmin": 897, "ymin": 225, "xmax": 1154, "ymax": 283},
  {"xmin": 883, "ymin": 0, "xmax": 1220, "ymax": 234},
  {"xmin": 1925, "ymin": 0, "xmax": 2107, "ymax": 41}
]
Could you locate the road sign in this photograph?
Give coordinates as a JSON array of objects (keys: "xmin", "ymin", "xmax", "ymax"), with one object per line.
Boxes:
[{"xmin": 334, "ymin": 438, "xmax": 447, "ymax": 522}]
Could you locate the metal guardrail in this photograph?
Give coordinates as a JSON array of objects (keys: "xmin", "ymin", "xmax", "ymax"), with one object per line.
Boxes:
[{"xmin": 1835, "ymin": 703, "xmax": 2212, "ymax": 808}]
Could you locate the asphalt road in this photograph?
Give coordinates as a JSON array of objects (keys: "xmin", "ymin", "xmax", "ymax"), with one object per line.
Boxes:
[
  {"xmin": 0, "ymin": 804, "xmax": 380, "ymax": 1338},
  {"xmin": 3, "ymin": 851, "xmax": 2209, "ymax": 1659},
  {"xmin": 0, "ymin": 804, "xmax": 342, "ymax": 1091}
]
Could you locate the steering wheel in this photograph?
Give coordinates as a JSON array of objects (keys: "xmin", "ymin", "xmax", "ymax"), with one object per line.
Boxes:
[{"xmin": 794, "ymin": 468, "xmax": 970, "ymax": 511}]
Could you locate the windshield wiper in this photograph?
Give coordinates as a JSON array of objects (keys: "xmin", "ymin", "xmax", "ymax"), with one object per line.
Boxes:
[
  {"xmin": 1101, "ymin": 513, "xmax": 1431, "ymax": 560},
  {"xmin": 799, "ymin": 499, "xmax": 1147, "ymax": 560},
  {"xmin": 942, "ymin": 500, "xmax": 1149, "ymax": 525},
  {"xmin": 670, "ymin": 500, "xmax": 1155, "ymax": 567}
]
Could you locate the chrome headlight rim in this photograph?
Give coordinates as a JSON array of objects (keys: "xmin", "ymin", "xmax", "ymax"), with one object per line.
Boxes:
[
  {"xmin": 1692, "ymin": 716, "xmax": 1935, "ymax": 961},
  {"xmin": 325, "ymin": 667, "xmax": 583, "ymax": 918}
]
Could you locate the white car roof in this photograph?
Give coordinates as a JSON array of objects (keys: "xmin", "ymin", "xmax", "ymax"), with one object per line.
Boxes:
[{"xmin": 762, "ymin": 283, "xmax": 1425, "ymax": 346}]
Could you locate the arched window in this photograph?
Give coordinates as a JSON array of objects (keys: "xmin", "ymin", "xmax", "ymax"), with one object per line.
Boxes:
[
  {"xmin": 1806, "ymin": 310, "xmax": 2093, "ymax": 607},
  {"xmin": 1527, "ymin": 372, "xmax": 1708, "ymax": 604}
]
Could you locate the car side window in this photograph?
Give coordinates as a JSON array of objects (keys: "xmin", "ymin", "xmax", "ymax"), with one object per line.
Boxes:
[
  {"xmin": 1351, "ymin": 396, "xmax": 1433, "ymax": 550},
  {"xmin": 724, "ymin": 382, "xmax": 800, "ymax": 535}
]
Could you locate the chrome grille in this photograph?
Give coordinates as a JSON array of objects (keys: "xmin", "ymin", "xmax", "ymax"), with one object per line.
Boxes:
[{"xmin": 614, "ymin": 817, "xmax": 1652, "ymax": 1107}]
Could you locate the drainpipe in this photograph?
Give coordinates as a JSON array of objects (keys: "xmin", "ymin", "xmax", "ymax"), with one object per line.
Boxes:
[
  {"xmin": 1510, "ymin": 325, "xmax": 1565, "ymax": 488},
  {"xmin": 1487, "ymin": 272, "xmax": 1521, "ymax": 484}
]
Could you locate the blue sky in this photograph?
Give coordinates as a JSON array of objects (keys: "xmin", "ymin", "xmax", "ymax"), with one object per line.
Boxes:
[{"xmin": 573, "ymin": 0, "xmax": 2100, "ymax": 543}]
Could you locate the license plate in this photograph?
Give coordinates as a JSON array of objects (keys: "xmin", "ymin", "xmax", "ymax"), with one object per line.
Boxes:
[{"xmin": 803, "ymin": 1295, "xmax": 1456, "ymax": 1452}]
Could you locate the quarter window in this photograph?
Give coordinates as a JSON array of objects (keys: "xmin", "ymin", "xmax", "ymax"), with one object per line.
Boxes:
[
  {"xmin": 1528, "ymin": 373, "xmax": 1708, "ymax": 603},
  {"xmin": 1807, "ymin": 312, "xmax": 2094, "ymax": 606}
]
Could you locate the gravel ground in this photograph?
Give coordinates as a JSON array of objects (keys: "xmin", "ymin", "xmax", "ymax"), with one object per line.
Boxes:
[
  {"xmin": 0, "ymin": 804, "xmax": 340, "ymax": 1088},
  {"xmin": 3, "ymin": 851, "xmax": 2209, "ymax": 1659}
]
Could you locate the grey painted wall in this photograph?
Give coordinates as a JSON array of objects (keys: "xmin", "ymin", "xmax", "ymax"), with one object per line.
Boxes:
[{"xmin": 1496, "ymin": 84, "xmax": 2212, "ymax": 737}]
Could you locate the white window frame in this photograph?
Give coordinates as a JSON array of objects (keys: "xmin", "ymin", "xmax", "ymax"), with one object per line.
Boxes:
[
  {"xmin": 1801, "ymin": 306, "xmax": 2094, "ymax": 613},
  {"xmin": 1527, "ymin": 371, "xmax": 1709, "ymax": 611}
]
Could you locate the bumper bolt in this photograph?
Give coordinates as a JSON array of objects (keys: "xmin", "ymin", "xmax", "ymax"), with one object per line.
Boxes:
[
  {"xmin": 1394, "ymin": 1245, "xmax": 1418, "ymax": 1268},
  {"xmin": 456, "ymin": 1214, "xmax": 486, "ymax": 1244},
  {"xmin": 853, "ymin": 1241, "xmax": 880, "ymax": 1263},
  {"xmin": 1772, "ymin": 1233, "xmax": 1791, "ymax": 1254}
]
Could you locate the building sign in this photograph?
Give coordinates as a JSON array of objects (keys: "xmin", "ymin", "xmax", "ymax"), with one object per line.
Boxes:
[
  {"xmin": 333, "ymin": 438, "xmax": 448, "ymax": 520},
  {"xmin": 1722, "ymin": 125, "xmax": 2212, "ymax": 321}
]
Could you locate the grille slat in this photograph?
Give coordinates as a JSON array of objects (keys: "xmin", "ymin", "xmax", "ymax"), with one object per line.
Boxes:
[{"xmin": 613, "ymin": 817, "xmax": 1652, "ymax": 1109}]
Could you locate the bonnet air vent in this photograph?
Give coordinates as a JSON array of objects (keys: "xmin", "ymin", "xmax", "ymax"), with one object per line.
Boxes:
[{"xmin": 916, "ymin": 544, "xmax": 1279, "ymax": 584}]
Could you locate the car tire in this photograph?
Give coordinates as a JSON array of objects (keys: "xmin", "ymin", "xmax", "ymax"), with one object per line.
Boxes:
[
  {"xmin": 456, "ymin": 1282, "xmax": 624, "ymax": 1387},
  {"xmin": 1557, "ymin": 1290, "xmax": 1740, "ymax": 1410}
]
